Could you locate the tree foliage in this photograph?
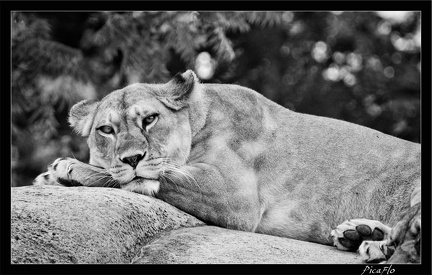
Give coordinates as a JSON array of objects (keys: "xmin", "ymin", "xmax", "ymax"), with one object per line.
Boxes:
[{"xmin": 12, "ymin": 11, "xmax": 420, "ymax": 187}]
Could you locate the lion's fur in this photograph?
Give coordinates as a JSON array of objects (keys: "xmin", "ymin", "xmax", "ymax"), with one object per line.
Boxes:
[{"xmin": 65, "ymin": 70, "xmax": 420, "ymax": 246}]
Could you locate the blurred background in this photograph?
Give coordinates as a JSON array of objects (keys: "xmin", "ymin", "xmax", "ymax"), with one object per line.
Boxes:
[{"xmin": 12, "ymin": 11, "xmax": 421, "ymax": 187}]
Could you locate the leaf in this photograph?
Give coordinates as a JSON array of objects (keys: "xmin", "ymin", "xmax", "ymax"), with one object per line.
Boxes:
[
  {"xmin": 243, "ymin": 12, "xmax": 284, "ymax": 28},
  {"xmin": 209, "ymin": 27, "xmax": 235, "ymax": 62},
  {"xmin": 218, "ymin": 12, "xmax": 251, "ymax": 33}
]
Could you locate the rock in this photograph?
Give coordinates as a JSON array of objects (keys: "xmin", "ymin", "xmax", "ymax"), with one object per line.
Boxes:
[
  {"xmin": 12, "ymin": 186, "xmax": 361, "ymax": 264},
  {"xmin": 132, "ymin": 226, "xmax": 362, "ymax": 264},
  {"xmin": 11, "ymin": 185, "xmax": 203, "ymax": 264}
]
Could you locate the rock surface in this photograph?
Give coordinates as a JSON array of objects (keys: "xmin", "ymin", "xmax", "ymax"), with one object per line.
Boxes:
[
  {"xmin": 11, "ymin": 186, "xmax": 361, "ymax": 264},
  {"xmin": 133, "ymin": 226, "xmax": 362, "ymax": 264},
  {"xmin": 11, "ymin": 185, "xmax": 203, "ymax": 264}
]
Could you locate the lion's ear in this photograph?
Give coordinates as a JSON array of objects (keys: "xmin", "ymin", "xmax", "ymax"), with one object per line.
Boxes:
[
  {"xmin": 158, "ymin": 70, "xmax": 199, "ymax": 110},
  {"xmin": 68, "ymin": 99, "xmax": 100, "ymax": 137}
]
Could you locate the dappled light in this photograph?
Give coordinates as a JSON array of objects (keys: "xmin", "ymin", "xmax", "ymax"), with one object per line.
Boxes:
[
  {"xmin": 12, "ymin": 11, "xmax": 420, "ymax": 187},
  {"xmin": 195, "ymin": 52, "xmax": 216, "ymax": 80}
]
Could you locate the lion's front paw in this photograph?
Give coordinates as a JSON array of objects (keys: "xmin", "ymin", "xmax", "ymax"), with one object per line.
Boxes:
[
  {"xmin": 331, "ymin": 218, "xmax": 391, "ymax": 251},
  {"xmin": 33, "ymin": 157, "xmax": 83, "ymax": 187},
  {"xmin": 33, "ymin": 171, "xmax": 60, "ymax": 186}
]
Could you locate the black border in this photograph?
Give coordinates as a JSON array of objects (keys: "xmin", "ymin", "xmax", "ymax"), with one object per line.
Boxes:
[{"xmin": 2, "ymin": 1, "xmax": 431, "ymax": 275}]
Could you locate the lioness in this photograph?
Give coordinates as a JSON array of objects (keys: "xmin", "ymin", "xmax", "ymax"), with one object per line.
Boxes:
[{"xmin": 34, "ymin": 70, "xmax": 421, "ymax": 263}]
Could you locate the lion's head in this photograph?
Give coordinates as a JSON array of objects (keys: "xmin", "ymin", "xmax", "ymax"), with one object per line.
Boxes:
[{"xmin": 68, "ymin": 70, "xmax": 201, "ymax": 191}]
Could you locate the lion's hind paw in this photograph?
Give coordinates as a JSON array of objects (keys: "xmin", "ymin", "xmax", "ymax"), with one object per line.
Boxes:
[
  {"xmin": 331, "ymin": 218, "xmax": 391, "ymax": 251},
  {"xmin": 358, "ymin": 240, "xmax": 395, "ymax": 263}
]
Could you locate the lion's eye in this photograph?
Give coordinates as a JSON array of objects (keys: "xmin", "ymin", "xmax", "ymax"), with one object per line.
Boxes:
[
  {"xmin": 143, "ymin": 115, "xmax": 158, "ymax": 127},
  {"xmin": 98, "ymin": 125, "xmax": 114, "ymax": 134}
]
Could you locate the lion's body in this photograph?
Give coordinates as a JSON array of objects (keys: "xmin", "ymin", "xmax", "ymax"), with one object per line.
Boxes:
[
  {"xmin": 34, "ymin": 71, "xmax": 421, "ymax": 262},
  {"xmin": 166, "ymin": 82, "xmax": 420, "ymax": 244}
]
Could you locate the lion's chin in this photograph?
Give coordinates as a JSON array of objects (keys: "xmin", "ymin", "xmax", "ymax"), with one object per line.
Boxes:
[{"xmin": 120, "ymin": 178, "xmax": 160, "ymax": 197}]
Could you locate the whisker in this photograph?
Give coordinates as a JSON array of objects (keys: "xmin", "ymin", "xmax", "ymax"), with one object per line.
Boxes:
[
  {"xmin": 86, "ymin": 173, "xmax": 118, "ymax": 188},
  {"xmin": 162, "ymin": 168, "xmax": 201, "ymax": 199},
  {"xmin": 70, "ymin": 152, "xmax": 78, "ymax": 161},
  {"xmin": 84, "ymin": 172, "xmax": 109, "ymax": 181},
  {"xmin": 161, "ymin": 173, "xmax": 181, "ymax": 192},
  {"xmin": 164, "ymin": 164, "xmax": 200, "ymax": 190},
  {"xmin": 84, "ymin": 173, "xmax": 111, "ymax": 184}
]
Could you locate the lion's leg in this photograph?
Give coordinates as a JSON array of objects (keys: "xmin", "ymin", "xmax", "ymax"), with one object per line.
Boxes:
[
  {"xmin": 330, "ymin": 218, "xmax": 391, "ymax": 252},
  {"xmin": 355, "ymin": 203, "xmax": 421, "ymax": 263},
  {"xmin": 33, "ymin": 157, "xmax": 116, "ymax": 188},
  {"xmin": 156, "ymin": 163, "xmax": 262, "ymax": 232},
  {"xmin": 332, "ymin": 183, "xmax": 421, "ymax": 264},
  {"xmin": 385, "ymin": 203, "xmax": 421, "ymax": 263}
]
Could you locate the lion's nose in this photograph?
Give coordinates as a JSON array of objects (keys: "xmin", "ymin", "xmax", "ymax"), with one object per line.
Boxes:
[{"xmin": 121, "ymin": 153, "xmax": 144, "ymax": 169}]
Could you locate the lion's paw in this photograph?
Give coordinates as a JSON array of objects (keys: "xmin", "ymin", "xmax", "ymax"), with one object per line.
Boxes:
[
  {"xmin": 386, "ymin": 204, "xmax": 421, "ymax": 263},
  {"xmin": 331, "ymin": 218, "xmax": 391, "ymax": 251},
  {"xmin": 33, "ymin": 171, "xmax": 60, "ymax": 186},
  {"xmin": 358, "ymin": 240, "xmax": 395, "ymax": 263},
  {"xmin": 33, "ymin": 157, "xmax": 82, "ymax": 187}
]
